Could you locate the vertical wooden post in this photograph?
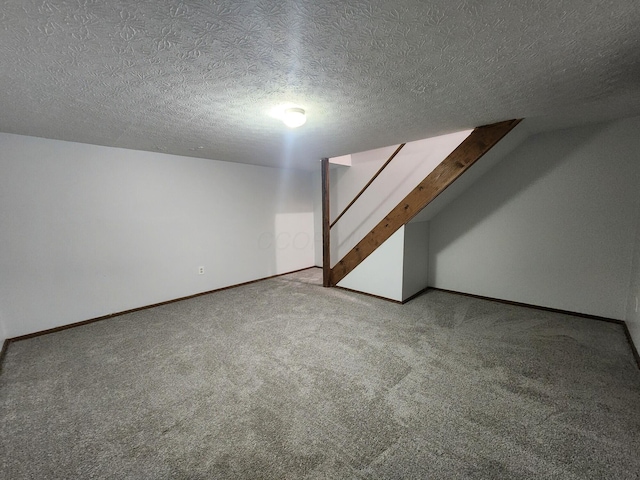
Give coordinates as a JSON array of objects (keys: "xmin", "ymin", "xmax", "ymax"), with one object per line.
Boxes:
[{"xmin": 321, "ymin": 157, "xmax": 331, "ymax": 287}]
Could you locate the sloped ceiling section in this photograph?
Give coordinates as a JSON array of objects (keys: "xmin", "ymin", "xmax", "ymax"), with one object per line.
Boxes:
[{"xmin": 0, "ymin": 0, "xmax": 639, "ymax": 169}]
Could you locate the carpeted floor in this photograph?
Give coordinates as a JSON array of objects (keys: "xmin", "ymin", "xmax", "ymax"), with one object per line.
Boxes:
[{"xmin": 1, "ymin": 268, "xmax": 639, "ymax": 479}]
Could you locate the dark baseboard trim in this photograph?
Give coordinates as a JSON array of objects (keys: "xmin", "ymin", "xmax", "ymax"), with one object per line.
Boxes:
[
  {"xmin": 621, "ymin": 322, "xmax": 640, "ymax": 370},
  {"xmin": 428, "ymin": 287, "xmax": 623, "ymax": 323},
  {"xmin": 0, "ymin": 339, "xmax": 9, "ymax": 373},
  {"xmin": 333, "ymin": 286, "xmax": 403, "ymax": 304},
  {"xmin": 402, "ymin": 287, "xmax": 430, "ymax": 304},
  {"xmin": 331, "ymin": 286, "xmax": 429, "ymax": 305},
  {"xmin": 4, "ymin": 266, "xmax": 316, "ymax": 347},
  {"xmin": 333, "ymin": 284, "xmax": 429, "ymax": 305},
  {"xmin": 429, "ymin": 287, "xmax": 640, "ymax": 370},
  {"xmin": 4, "ymin": 272, "xmax": 638, "ymax": 373}
]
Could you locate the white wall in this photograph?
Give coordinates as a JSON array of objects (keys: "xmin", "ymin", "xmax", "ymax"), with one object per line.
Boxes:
[
  {"xmin": 411, "ymin": 121, "xmax": 531, "ymax": 223},
  {"xmin": 402, "ymin": 221, "xmax": 429, "ymax": 301},
  {"xmin": 337, "ymin": 228, "xmax": 405, "ymax": 301},
  {"xmin": 429, "ymin": 116, "xmax": 640, "ymax": 320},
  {"xmin": 0, "ymin": 133, "xmax": 315, "ymax": 338},
  {"xmin": 0, "ymin": 315, "xmax": 7, "ymax": 344},
  {"xmin": 335, "ymin": 221, "xmax": 429, "ymax": 303},
  {"xmin": 626, "ymin": 202, "xmax": 640, "ymax": 350},
  {"xmin": 313, "ymin": 167, "xmax": 323, "ymax": 267},
  {"xmin": 329, "ymin": 130, "xmax": 472, "ymax": 267}
]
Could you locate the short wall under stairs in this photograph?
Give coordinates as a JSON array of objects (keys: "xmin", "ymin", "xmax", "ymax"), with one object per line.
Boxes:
[{"xmin": 337, "ymin": 221, "xmax": 429, "ymax": 302}]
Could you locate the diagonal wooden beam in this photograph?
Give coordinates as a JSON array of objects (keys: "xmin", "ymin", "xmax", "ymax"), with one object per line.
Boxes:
[{"xmin": 329, "ymin": 119, "xmax": 522, "ymax": 286}]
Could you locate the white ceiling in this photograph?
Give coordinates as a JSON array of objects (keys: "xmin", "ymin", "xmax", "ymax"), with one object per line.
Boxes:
[{"xmin": 1, "ymin": 0, "xmax": 639, "ymax": 170}]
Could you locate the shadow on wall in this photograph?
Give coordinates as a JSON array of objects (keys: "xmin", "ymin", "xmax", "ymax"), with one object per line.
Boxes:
[
  {"xmin": 428, "ymin": 122, "xmax": 610, "ymax": 282},
  {"xmin": 331, "ymin": 154, "xmax": 429, "ymax": 263},
  {"xmin": 258, "ymin": 213, "xmax": 315, "ymax": 274},
  {"xmin": 327, "ymin": 145, "xmax": 399, "ymax": 264},
  {"xmin": 210, "ymin": 161, "xmax": 316, "ymax": 288},
  {"xmin": 255, "ymin": 163, "xmax": 316, "ymax": 276},
  {"xmin": 328, "ymin": 132, "xmax": 473, "ymax": 268}
]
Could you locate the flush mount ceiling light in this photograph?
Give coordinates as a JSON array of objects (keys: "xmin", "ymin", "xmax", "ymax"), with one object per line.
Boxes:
[{"xmin": 282, "ymin": 107, "xmax": 306, "ymax": 128}]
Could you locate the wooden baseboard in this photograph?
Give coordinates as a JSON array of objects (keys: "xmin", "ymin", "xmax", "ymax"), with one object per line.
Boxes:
[
  {"xmin": 621, "ymin": 322, "xmax": 640, "ymax": 370},
  {"xmin": 4, "ymin": 266, "xmax": 316, "ymax": 347},
  {"xmin": 0, "ymin": 339, "xmax": 9, "ymax": 373},
  {"xmin": 333, "ymin": 286, "xmax": 403, "ymax": 304},
  {"xmin": 4, "ymin": 272, "xmax": 637, "ymax": 373},
  {"xmin": 402, "ymin": 287, "xmax": 430, "ymax": 304},
  {"xmin": 429, "ymin": 287, "xmax": 640, "ymax": 370},
  {"xmin": 333, "ymin": 284, "xmax": 428, "ymax": 305},
  {"xmin": 428, "ymin": 287, "xmax": 623, "ymax": 323}
]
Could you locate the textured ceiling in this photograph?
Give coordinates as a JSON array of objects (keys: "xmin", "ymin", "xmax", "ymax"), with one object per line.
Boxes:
[{"xmin": 1, "ymin": 0, "xmax": 639, "ymax": 170}]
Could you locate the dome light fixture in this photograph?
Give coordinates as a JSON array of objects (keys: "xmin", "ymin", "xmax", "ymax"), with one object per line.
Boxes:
[{"xmin": 282, "ymin": 107, "xmax": 306, "ymax": 128}]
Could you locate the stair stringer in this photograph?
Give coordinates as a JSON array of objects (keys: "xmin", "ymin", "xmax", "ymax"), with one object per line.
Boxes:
[
  {"xmin": 337, "ymin": 227, "xmax": 406, "ymax": 301},
  {"xmin": 336, "ymin": 221, "xmax": 431, "ymax": 303},
  {"xmin": 329, "ymin": 119, "xmax": 522, "ymax": 287}
]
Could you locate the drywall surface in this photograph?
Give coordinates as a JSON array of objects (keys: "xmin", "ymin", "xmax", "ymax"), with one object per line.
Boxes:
[
  {"xmin": 0, "ymin": 133, "xmax": 314, "ymax": 338},
  {"xmin": 429, "ymin": 116, "xmax": 640, "ymax": 320},
  {"xmin": 626, "ymin": 201, "xmax": 640, "ymax": 352},
  {"xmin": 329, "ymin": 154, "xmax": 352, "ymax": 167},
  {"xmin": 337, "ymin": 228, "xmax": 405, "ymax": 302},
  {"xmin": 411, "ymin": 120, "xmax": 531, "ymax": 223},
  {"xmin": 312, "ymin": 167, "xmax": 323, "ymax": 267},
  {"xmin": 330, "ymin": 130, "xmax": 472, "ymax": 267},
  {"xmin": 402, "ymin": 221, "xmax": 429, "ymax": 301},
  {"xmin": 0, "ymin": 315, "xmax": 6, "ymax": 344}
]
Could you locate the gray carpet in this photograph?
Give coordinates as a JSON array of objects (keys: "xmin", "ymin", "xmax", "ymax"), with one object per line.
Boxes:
[{"xmin": 1, "ymin": 268, "xmax": 639, "ymax": 479}]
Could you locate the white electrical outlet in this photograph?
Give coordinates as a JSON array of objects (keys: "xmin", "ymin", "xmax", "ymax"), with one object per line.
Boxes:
[{"xmin": 198, "ymin": 266, "xmax": 204, "ymax": 275}]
